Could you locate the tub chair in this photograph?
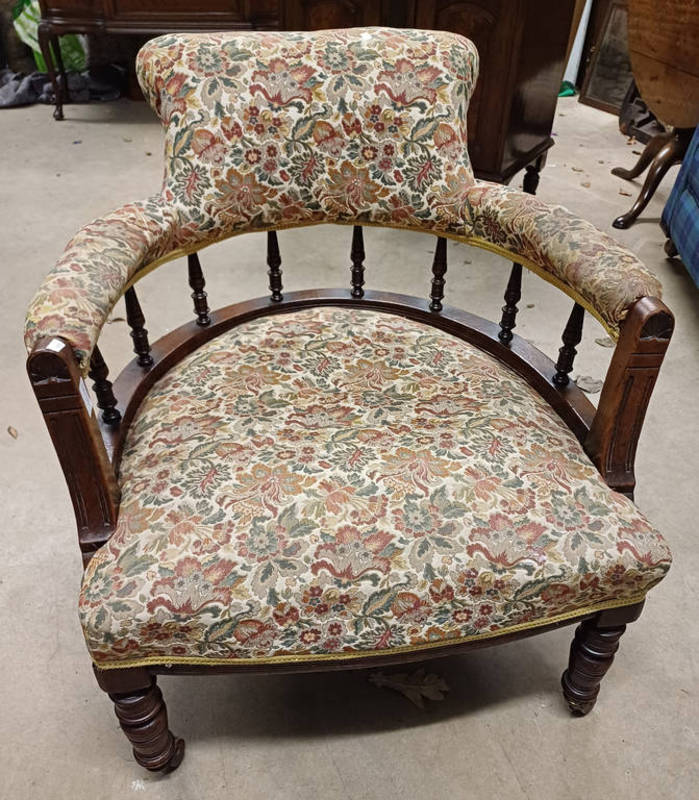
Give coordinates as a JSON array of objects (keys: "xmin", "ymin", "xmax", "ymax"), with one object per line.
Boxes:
[{"xmin": 25, "ymin": 28, "xmax": 674, "ymax": 773}]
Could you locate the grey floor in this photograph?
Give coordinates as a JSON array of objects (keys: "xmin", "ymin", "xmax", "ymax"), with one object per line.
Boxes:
[{"xmin": 1, "ymin": 96, "xmax": 697, "ymax": 799}]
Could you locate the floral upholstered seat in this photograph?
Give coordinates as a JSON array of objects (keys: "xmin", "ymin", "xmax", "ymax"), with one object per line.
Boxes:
[{"xmin": 80, "ymin": 308, "xmax": 670, "ymax": 667}]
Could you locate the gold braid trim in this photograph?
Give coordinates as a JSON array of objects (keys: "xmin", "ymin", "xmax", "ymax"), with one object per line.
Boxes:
[{"xmin": 92, "ymin": 593, "xmax": 645, "ymax": 671}]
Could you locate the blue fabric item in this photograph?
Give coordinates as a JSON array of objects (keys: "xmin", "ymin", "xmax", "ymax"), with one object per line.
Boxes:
[{"xmin": 662, "ymin": 127, "xmax": 699, "ymax": 286}]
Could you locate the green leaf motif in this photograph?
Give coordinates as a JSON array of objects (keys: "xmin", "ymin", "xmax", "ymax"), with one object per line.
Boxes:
[
  {"xmin": 259, "ymin": 561, "xmax": 274, "ymax": 585},
  {"xmin": 172, "ymin": 128, "xmax": 193, "ymax": 159},
  {"xmin": 290, "ymin": 106, "xmax": 329, "ymax": 143},
  {"xmin": 206, "ymin": 617, "xmax": 238, "ymax": 644},
  {"xmin": 362, "ymin": 583, "xmax": 406, "ymax": 617},
  {"xmin": 118, "ymin": 542, "xmax": 157, "ymax": 577},
  {"xmin": 279, "ymin": 505, "xmax": 317, "ymax": 538},
  {"xmin": 409, "ymin": 118, "xmax": 441, "ymax": 143}
]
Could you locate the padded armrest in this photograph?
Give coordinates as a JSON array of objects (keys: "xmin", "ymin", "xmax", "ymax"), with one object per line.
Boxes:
[
  {"xmin": 463, "ymin": 182, "xmax": 662, "ymax": 333},
  {"xmin": 24, "ymin": 197, "xmax": 178, "ymax": 371},
  {"xmin": 24, "ymin": 181, "xmax": 663, "ymax": 372}
]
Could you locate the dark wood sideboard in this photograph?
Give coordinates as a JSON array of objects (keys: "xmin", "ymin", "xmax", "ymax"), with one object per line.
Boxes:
[{"xmin": 38, "ymin": 0, "xmax": 575, "ymax": 185}]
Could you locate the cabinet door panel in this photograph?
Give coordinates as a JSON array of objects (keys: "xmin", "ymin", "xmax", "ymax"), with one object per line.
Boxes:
[
  {"xmin": 284, "ymin": 0, "xmax": 382, "ymax": 29},
  {"xmin": 415, "ymin": 0, "xmax": 518, "ymax": 177},
  {"xmin": 502, "ymin": 0, "xmax": 574, "ymax": 176},
  {"xmin": 246, "ymin": 0, "xmax": 281, "ymax": 27}
]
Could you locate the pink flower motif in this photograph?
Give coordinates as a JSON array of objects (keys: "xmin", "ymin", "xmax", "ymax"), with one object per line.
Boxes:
[
  {"xmin": 312, "ymin": 525, "xmax": 393, "ymax": 580},
  {"xmin": 191, "ymin": 130, "xmax": 227, "ymax": 165},
  {"xmin": 375, "ymin": 58, "xmax": 443, "ymax": 106},
  {"xmin": 250, "ymin": 58, "xmax": 316, "ymax": 106}
]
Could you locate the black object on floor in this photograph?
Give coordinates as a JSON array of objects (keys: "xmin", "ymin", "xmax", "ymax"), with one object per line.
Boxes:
[{"xmin": 0, "ymin": 67, "xmax": 122, "ymax": 109}]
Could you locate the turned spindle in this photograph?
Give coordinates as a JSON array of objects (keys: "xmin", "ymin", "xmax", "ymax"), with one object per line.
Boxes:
[
  {"xmin": 88, "ymin": 345, "xmax": 121, "ymax": 425},
  {"xmin": 498, "ymin": 263, "xmax": 522, "ymax": 343},
  {"xmin": 498, "ymin": 158, "xmax": 539, "ymax": 340},
  {"xmin": 124, "ymin": 287, "xmax": 154, "ymax": 368},
  {"xmin": 267, "ymin": 230, "xmax": 283, "ymax": 302},
  {"xmin": 553, "ymin": 303, "xmax": 585, "ymax": 386},
  {"xmin": 187, "ymin": 252, "xmax": 211, "ymax": 325},
  {"xmin": 349, "ymin": 225, "xmax": 365, "ymax": 298},
  {"xmin": 429, "ymin": 237, "xmax": 447, "ymax": 311},
  {"xmin": 522, "ymin": 163, "xmax": 540, "ymax": 195}
]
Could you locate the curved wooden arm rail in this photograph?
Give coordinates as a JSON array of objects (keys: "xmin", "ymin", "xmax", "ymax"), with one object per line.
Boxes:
[{"xmin": 28, "ymin": 256, "xmax": 672, "ymax": 556}]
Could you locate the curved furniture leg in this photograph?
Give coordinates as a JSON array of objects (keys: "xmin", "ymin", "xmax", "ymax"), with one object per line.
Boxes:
[
  {"xmin": 37, "ymin": 22, "xmax": 63, "ymax": 121},
  {"xmin": 664, "ymin": 238, "xmax": 678, "ymax": 258},
  {"xmin": 561, "ymin": 602, "xmax": 643, "ymax": 715},
  {"xmin": 611, "ymin": 130, "xmax": 672, "ymax": 180},
  {"xmin": 51, "ymin": 33, "xmax": 70, "ymax": 110},
  {"xmin": 95, "ymin": 667, "xmax": 185, "ymax": 772},
  {"xmin": 612, "ymin": 128, "xmax": 693, "ymax": 229},
  {"xmin": 110, "ymin": 679, "xmax": 185, "ymax": 772}
]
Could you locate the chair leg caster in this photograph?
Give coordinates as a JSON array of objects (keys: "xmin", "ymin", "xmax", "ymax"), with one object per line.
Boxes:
[
  {"xmin": 109, "ymin": 678, "xmax": 185, "ymax": 772},
  {"xmin": 561, "ymin": 671, "xmax": 597, "ymax": 716},
  {"xmin": 157, "ymin": 737, "xmax": 185, "ymax": 773},
  {"xmin": 561, "ymin": 618, "xmax": 626, "ymax": 716}
]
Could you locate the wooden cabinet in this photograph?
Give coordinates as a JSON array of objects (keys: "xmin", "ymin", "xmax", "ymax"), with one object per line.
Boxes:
[
  {"xmin": 412, "ymin": 0, "xmax": 575, "ymax": 181},
  {"xmin": 39, "ymin": 1, "xmax": 279, "ymax": 31},
  {"xmin": 39, "ymin": 0, "xmax": 575, "ymax": 184},
  {"xmin": 284, "ymin": 0, "xmax": 384, "ymax": 28}
]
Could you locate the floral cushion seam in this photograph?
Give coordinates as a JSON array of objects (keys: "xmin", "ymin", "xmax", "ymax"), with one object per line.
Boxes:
[{"xmin": 90, "ymin": 592, "xmax": 648, "ymax": 670}]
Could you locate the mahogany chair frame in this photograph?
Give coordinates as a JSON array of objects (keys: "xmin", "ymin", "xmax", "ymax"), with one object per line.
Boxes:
[{"xmin": 27, "ymin": 227, "xmax": 673, "ymax": 772}]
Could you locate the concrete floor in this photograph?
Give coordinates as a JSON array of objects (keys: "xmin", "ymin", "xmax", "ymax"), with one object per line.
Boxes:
[{"xmin": 1, "ymin": 96, "xmax": 697, "ymax": 799}]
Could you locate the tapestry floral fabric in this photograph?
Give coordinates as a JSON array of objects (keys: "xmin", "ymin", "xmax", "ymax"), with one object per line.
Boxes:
[
  {"xmin": 80, "ymin": 309, "xmax": 671, "ymax": 666},
  {"xmin": 24, "ymin": 28, "xmax": 661, "ymax": 371}
]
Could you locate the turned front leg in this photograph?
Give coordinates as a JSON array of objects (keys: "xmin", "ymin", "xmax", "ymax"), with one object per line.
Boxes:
[
  {"xmin": 109, "ymin": 678, "xmax": 184, "ymax": 771},
  {"xmin": 561, "ymin": 618, "xmax": 626, "ymax": 715}
]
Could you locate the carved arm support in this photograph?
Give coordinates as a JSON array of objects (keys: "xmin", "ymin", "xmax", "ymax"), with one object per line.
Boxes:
[
  {"xmin": 27, "ymin": 336, "xmax": 120, "ymax": 566},
  {"xmin": 585, "ymin": 297, "xmax": 674, "ymax": 498}
]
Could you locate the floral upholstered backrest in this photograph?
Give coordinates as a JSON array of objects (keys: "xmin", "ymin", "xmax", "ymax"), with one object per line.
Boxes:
[
  {"xmin": 137, "ymin": 28, "xmax": 479, "ymax": 235},
  {"xmin": 23, "ymin": 26, "xmax": 664, "ymax": 371}
]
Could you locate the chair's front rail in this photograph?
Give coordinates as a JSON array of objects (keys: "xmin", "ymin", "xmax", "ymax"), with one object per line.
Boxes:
[
  {"xmin": 92, "ymin": 600, "xmax": 646, "ymax": 691},
  {"xmin": 27, "ymin": 229, "xmax": 674, "ymax": 566}
]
